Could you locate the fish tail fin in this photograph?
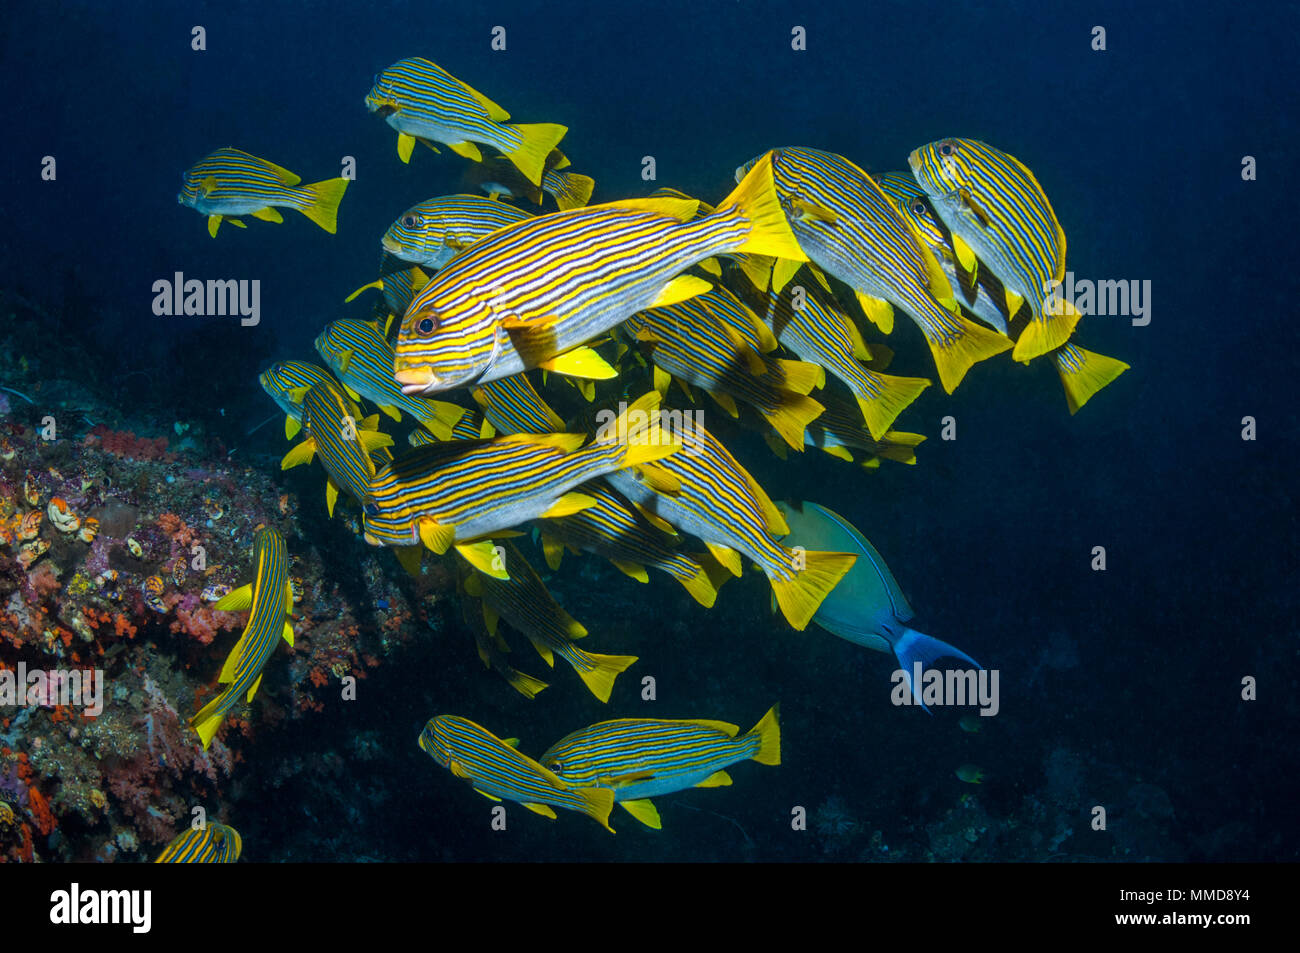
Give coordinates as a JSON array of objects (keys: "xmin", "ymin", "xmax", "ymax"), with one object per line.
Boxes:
[
  {"xmin": 769, "ymin": 550, "xmax": 858, "ymax": 631},
  {"xmin": 893, "ymin": 626, "xmax": 982, "ymax": 712},
  {"xmin": 1054, "ymin": 344, "xmax": 1128, "ymax": 415},
  {"xmin": 760, "ymin": 392, "xmax": 824, "ymax": 451},
  {"xmin": 928, "ymin": 312, "xmax": 1014, "ymax": 394},
  {"xmin": 574, "ymin": 785, "xmax": 617, "ymax": 833},
  {"xmin": 503, "ymin": 123, "xmax": 569, "ymax": 186},
  {"xmin": 578, "ymin": 653, "xmax": 638, "ymax": 703},
  {"xmin": 1012, "ymin": 300, "xmax": 1082, "ymax": 362},
  {"xmin": 744, "ymin": 703, "xmax": 782, "ymax": 766},
  {"xmin": 297, "ymin": 177, "xmax": 350, "ymax": 234},
  {"xmin": 718, "ymin": 152, "xmax": 808, "ymax": 261},
  {"xmin": 875, "ymin": 430, "xmax": 927, "ymax": 465},
  {"xmin": 856, "ymin": 372, "xmax": 931, "ymax": 440},
  {"xmin": 190, "ymin": 694, "xmax": 229, "ymax": 750},
  {"xmin": 504, "ymin": 667, "xmax": 549, "ymax": 700},
  {"xmin": 544, "ymin": 170, "xmax": 595, "ymax": 210}
]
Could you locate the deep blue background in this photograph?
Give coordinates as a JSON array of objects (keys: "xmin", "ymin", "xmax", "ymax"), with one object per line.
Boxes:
[{"xmin": 1, "ymin": 0, "xmax": 1296, "ymax": 860}]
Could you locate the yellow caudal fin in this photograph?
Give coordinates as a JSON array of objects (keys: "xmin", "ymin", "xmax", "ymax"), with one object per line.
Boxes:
[
  {"xmin": 546, "ymin": 171, "xmax": 595, "ymax": 210},
  {"xmin": 875, "ymin": 430, "xmax": 927, "ymax": 465},
  {"xmin": 505, "ymin": 668, "xmax": 549, "ymax": 700},
  {"xmin": 575, "ymin": 786, "xmax": 617, "ymax": 833},
  {"xmin": 1055, "ymin": 345, "xmax": 1129, "ymax": 415},
  {"xmin": 503, "ymin": 123, "xmax": 569, "ymax": 186},
  {"xmin": 770, "ymin": 551, "xmax": 858, "ymax": 631},
  {"xmin": 296, "ymin": 178, "xmax": 349, "ymax": 234},
  {"xmin": 928, "ymin": 312, "xmax": 1015, "ymax": 394},
  {"xmin": 856, "ymin": 372, "xmax": 931, "ymax": 441},
  {"xmin": 744, "ymin": 704, "xmax": 781, "ymax": 766},
  {"xmin": 190, "ymin": 694, "xmax": 229, "ymax": 750},
  {"xmin": 1012, "ymin": 300, "xmax": 1082, "ymax": 363},
  {"xmin": 761, "ymin": 392, "xmax": 825, "ymax": 451},
  {"xmin": 677, "ymin": 564, "xmax": 719, "ymax": 608},
  {"xmin": 578, "ymin": 653, "xmax": 638, "ymax": 703},
  {"xmin": 719, "ymin": 152, "xmax": 808, "ymax": 261}
]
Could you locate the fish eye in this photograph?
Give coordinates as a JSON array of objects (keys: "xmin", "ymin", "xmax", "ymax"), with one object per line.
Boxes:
[
  {"xmin": 912, "ymin": 201, "xmax": 927, "ymax": 216},
  {"xmin": 362, "ymin": 502, "xmax": 379, "ymax": 517},
  {"xmin": 550, "ymin": 760, "xmax": 562, "ymax": 771},
  {"xmin": 418, "ymin": 317, "xmax": 436, "ymax": 334},
  {"xmin": 938, "ymin": 141, "xmax": 955, "ymax": 157},
  {"xmin": 402, "ymin": 215, "xmax": 418, "ymax": 228}
]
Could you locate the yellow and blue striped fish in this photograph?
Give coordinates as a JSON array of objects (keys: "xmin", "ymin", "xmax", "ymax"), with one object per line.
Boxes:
[
  {"xmin": 154, "ymin": 822, "xmax": 242, "ymax": 863},
  {"xmin": 178, "ymin": 148, "xmax": 348, "ymax": 238},
  {"xmin": 258, "ymin": 361, "xmax": 337, "ymax": 440},
  {"xmin": 873, "ymin": 170, "xmax": 1012, "ymax": 336},
  {"xmin": 345, "ymin": 261, "xmax": 432, "ymax": 322},
  {"xmin": 461, "ymin": 590, "xmax": 549, "ymax": 700},
  {"xmin": 540, "ymin": 706, "xmax": 780, "ymax": 830},
  {"xmin": 792, "ymin": 388, "xmax": 926, "ymax": 467},
  {"xmin": 878, "ymin": 169, "xmax": 1127, "ymax": 413},
  {"xmin": 382, "ymin": 194, "xmax": 532, "ymax": 270},
  {"xmin": 462, "ymin": 542, "xmax": 637, "ymax": 702},
  {"xmin": 908, "ymin": 138, "xmax": 1077, "ymax": 361},
  {"xmin": 191, "ymin": 527, "xmax": 293, "ymax": 750},
  {"xmin": 314, "ymin": 319, "xmax": 466, "ymax": 438},
  {"xmin": 362, "ymin": 392, "xmax": 678, "ymax": 578},
  {"xmin": 648, "ymin": 187, "xmax": 773, "ymax": 292},
  {"xmin": 465, "ymin": 152, "xmax": 596, "ymax": 211},
  {"xmin": 538, "ymin": 481, "xmax": 723, "ymax": 608},
  {"xmin": 471, "ymin": 372, "xmax": 564, "ymax": 435},
  {"xmin": 365, "ymin": 57, "xmax": 567, "ymax": 185},
  {"xmin": 392, "ymin": 152, "xmax": 807, "ymax": 395},
  {"xmin": 281, "ymin": 379, "xmax": 394, "ymax": 517},
  {"xmin": 604, "ymin": 419, "xmax": 855, "ymax": 630},
  {"xmin": 751, "ymin": 277, "xmax": 929, "ymax": 440},
  {"xmin": 627, "ymin": 296, "xmax": 826, "ymax": 451},
  {"xmin": 419, "ymin": 715, "xmax": 615, "ymax": 830},
  {"xmin": 740, "ymin": 147, "xmax": 1011, "ymax": 393}
]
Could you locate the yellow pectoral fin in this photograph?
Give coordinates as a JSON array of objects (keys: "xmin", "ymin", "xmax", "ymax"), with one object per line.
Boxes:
[
  {"xmin": 695, "ymin": 769, "xmax": 733, "ymax": 788},
  {"xmin": 619, "ymin": 798, "xmax": 663, "ymax": 830},
  {"xmin": 252, "ymin": 207, "xmax": 284, "ymax": 223},
  {"xmin": 200, "ymin": 176, "xmax": 220, "ymax": 197},
  {"xmin": 541, "ymin": 492, "xmax": 598, "ymax": 519},
  {"xmin": 418, "ymin": 517, "xmax": 456, "ymax": 554},
  {"xmin": 536, "ymin": 346, "xmax": 618, "ymax": 380},
  {"xmin": 792, "ymin": 197, "xmax": 838, "ymax": 224},
  {"xmin": 212, "ymin": 585, "xmax": 253, "ymax": 612},
  {"xmin": 959, "ymin": 188, "xmax": 992, "ymax": 227},
  {"xmin": 397, "ymin": 134, "xmax": 417, "ymax": 164},
  {"xmin": 499, "ymin": 312, "xmax": 561, "ymax": 330},
  {"xmin": 455, "ymin": 540, "xmax": 509, "ymax": 579},
  {"xmin": 501, "ymin": 737, "xmax": 520, "ymax": 748},
  {"xmin": 521, "ymin": 803, "xmax": 558, "ymax": 819},
  {"xmin": 951, "ymin": 234, "xmax": 978, "ymax": 277},
  {"xmin": 336, "ymin": 349, "xmax": 353, "ymax": 375},
  {"xmin": 447, "ymin": 758, "xmax": 472, "ymax": 780},
  {"xmin": 650, "ymin": 275, "xmax": 712, "ymax": 309}
]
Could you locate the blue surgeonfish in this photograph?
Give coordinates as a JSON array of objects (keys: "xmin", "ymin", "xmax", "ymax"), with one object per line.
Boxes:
[{"xmin": 774, "ymin": 500, "xmax": 980, "ymax": 709}]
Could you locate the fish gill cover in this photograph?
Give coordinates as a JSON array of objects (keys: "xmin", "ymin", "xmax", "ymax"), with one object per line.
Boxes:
[{"xmin": 0, "ymin": 0, "xmax": 1293, "ymax": 876}]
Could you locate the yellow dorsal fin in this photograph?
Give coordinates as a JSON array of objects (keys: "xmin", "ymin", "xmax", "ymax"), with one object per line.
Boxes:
[
  {"xmin": 460, "ymin": 81, "xmax": 510, "ymax": 121},
  {"xmin": 685, "ymin": 719, "xmax": 740, "ymax": 736},
  {"xmin": 603, "ymin": 196, "xmax": 700, "ymax": 221}
]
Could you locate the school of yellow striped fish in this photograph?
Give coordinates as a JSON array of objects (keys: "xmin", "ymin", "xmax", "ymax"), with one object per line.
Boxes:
[{"xmin": 173, "ymin": 54, "xmax": 1129, "ymax": 843}]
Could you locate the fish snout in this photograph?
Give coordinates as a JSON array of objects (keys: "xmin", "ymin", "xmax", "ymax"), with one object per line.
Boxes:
[{"xmin": 395, "ymin": 365, "xmax": 438, "ymax": 395}]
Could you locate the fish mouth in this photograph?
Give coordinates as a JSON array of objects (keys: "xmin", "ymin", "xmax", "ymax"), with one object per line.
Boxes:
[
  {"xmin": 395, "ymin": 366, "xmax": 438, "ymax": 395},
  {"xmin": 907, "ymin": 151, "xmax": 922, "ymax": 175},
  {"xmin": 381, "ymin": 235, "xmax": 402, "ymax": 253}
]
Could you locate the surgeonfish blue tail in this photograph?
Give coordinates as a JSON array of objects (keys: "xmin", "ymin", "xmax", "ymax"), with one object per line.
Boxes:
[{"xmin": 893, "ymin": 626, "xmax": 982, "ymax": 713}]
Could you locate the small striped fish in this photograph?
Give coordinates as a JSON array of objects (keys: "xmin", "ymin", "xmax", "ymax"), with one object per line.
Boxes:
[
  {"xmin": 538, "ymin": 480, "xmax": 723, "ymax": 608},
  {"xmin": 604, "ymin": 419, "xmax": 855, "ymax": 630},
  {"xmin": 154, "ymin": 822, "xmax": 243, "ymax": 863},
  {"xmin": 315, "ymin": 319, "xmax": 466, "ymax": 438},
  {"xmin": 751, "ymin": 277, "xmax": 929, "ymax": 440},
  {"xmin": 393, "ymin": 152, "xmax": 807, "ymax": 395},
  {"xmin": 628, "ymin": 294, "xmax": 826, "ymax": 451},
  {"xmin": 345, "ymin": 262, "xmax": 432, "ymax": 320},
  {"xmin": 361, "ymin": 392, "xmax": 678, "ymax": 578},
  {"xmin": 794, "ymin": 388, "xmax": 926, "ymax": 467},
  {"xmin": 908, "ymin": 138, "xmax": 1076, "ymax": 361},
  {"xmin": 465, "ymin": 152, "xmax": 596, "ymax": 211},
  {"xmin": 281, "ymin": 379, "xmax": 394, "ymax": 517},
  {"xmin": 366, "ymin": 57, "xmax": 567, "ymax": 185},
  {"xmin": 260, "ymin": 362, "xmax": 337, "ymax": 441},
  {"xmin": 471, "ymin": 372, "xmax": 564, "ymax": 435},
  {"xmin": 191, "ymin": 527, "xmax": 294, "ymax": 750},
  {"xmin": 741, "ymin": 147, "xmax": 1011, "ymax": 393},
  {"xmin": 382, "ymin": 194, "xmax": 532, "ymax": 270},
  {"xmin": 463, "ymin": 541, "xmax": 637, "ymax": 702},
  {"xmin": 873, "ymin": 170, "xmax": 1012, "ymax": 336},
  {"xmin": 877, "ymin": 171, "xmax": 1127, "ymax": 413},
  {"xmin": 419, "ymin": 715, "xmax": 614, "ymax": 831},
  {"xmin": 461, "ymin": 591, "xmax": 549, "ymax": 699},
  {"xmin": 178, "ymin": 148, "xmax": 348, "ymax": 237},
  {"xmin": 540, "ymin": 706, "xmax": 780, "ymax": 829}
]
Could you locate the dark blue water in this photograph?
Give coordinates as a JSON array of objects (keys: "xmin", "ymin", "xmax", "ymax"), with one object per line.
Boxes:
[{"xmin": 1, "ymin": 0, "xmax": 1295, "ymax": 862}]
